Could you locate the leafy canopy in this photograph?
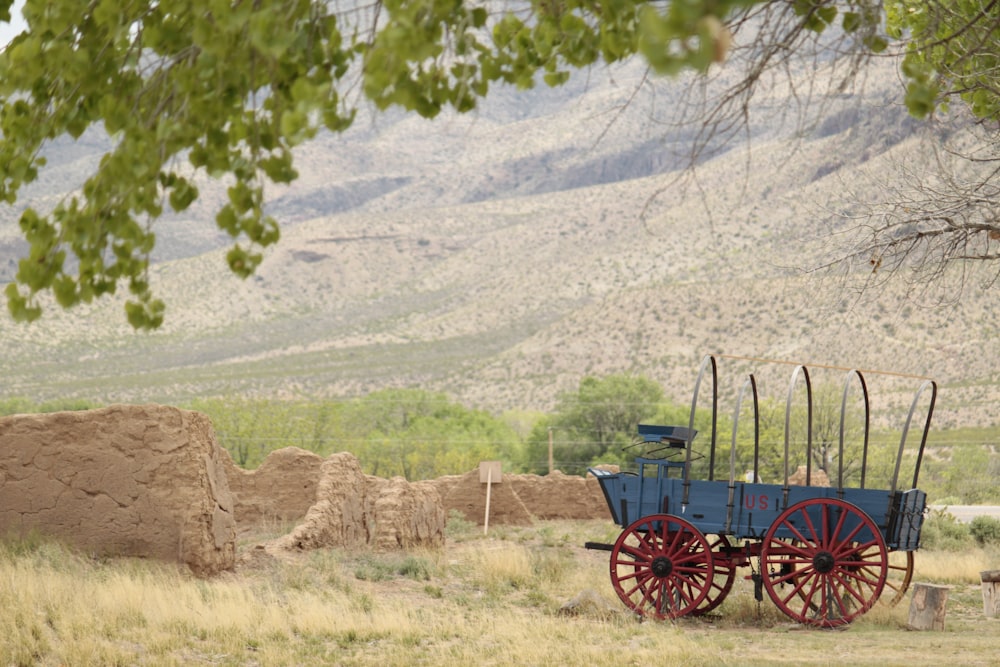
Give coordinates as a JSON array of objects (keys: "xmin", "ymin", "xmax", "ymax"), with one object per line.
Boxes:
[
  {"xmin": 885, "ymin": 0, "xmax": 1000, "ymax": 120},
  {"xmin": 0, "ymin": 1, "xmax": 895, "ymax": 328}
]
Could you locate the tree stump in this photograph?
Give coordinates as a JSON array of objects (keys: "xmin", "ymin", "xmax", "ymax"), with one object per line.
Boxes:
[
  {"xmin": 981, "ymin": 570, "xmax": 1000, "ymax": 619},
  {"xmin": 908, "ymin": 583, "xmax": 949, "ymax": 630}
]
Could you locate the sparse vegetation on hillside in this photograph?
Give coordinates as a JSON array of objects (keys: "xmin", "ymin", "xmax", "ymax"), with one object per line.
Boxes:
[{"xmin": 0, "ymin": 42, "xmax": 996, "ymax": 430}]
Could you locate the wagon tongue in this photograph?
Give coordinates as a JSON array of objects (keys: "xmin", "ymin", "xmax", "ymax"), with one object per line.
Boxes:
[{"xmin": 583, "ymin": 541, "xmax": 614, "ymax": 552}]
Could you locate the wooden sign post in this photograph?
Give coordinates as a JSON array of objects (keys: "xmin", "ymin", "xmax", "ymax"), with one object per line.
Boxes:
[{"xmin": 479, "ymin": 461, "xmax": 502, "ymax": 535}]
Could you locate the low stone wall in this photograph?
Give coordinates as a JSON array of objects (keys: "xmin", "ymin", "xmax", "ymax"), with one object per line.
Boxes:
[
  {"xmin": 0, "ymin": 404, "xmax": 236, "ymax": 576},
  {"xmin": 787, "ymin": 465, "xmax": 830, "ymax": 487}
]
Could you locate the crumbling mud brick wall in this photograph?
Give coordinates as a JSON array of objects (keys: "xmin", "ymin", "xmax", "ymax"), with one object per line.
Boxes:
[
  {"xmin": 221, "ymin": 446, "xmax": 324, "ymax": 528},
  {"xmin": 507, "ymin": 471, "xmax": 611, "ymax": 521},
  {"xmin": 429, "ymin": 469, "xmax": 611, "ymax": 526},
  {"xmin": 274, "ymin": 452, "xmax": 445, "ymax": 552},
  {"xmin": 430, "ymin": 469, "xmax": 533, "ymax": 526},
  {"xmin": 0, "ymin": 404, "xmax": 236, "ymax": 575}
]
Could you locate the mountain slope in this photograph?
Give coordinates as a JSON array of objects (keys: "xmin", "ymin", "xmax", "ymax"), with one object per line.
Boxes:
[{"xmin": 0, "ymin": 57, "xmax": 995, "ymax": 429}]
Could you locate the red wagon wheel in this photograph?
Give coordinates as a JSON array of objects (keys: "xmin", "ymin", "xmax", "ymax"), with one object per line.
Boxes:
[
  {"xmin": 690, "ymin": 534, "xmax": 737, "ymax": 616},
  {"xmin": 609, "ymin": 514, "xmax": 715, "ymax": 620},
  {"xmin": 760, "ymin": 498, "xmax": 887, "ymax": 627}
]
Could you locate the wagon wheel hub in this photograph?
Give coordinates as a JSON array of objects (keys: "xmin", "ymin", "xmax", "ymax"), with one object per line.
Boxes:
[
  {"xmin": 812, "ymin": 550, "xmax": 836, "ymax": 574},
  {"xmin": 651, "ymin": 556, "xmax": 673, "ymax": 578}
]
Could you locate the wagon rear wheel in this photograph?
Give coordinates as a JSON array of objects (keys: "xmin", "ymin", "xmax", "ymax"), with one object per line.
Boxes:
[
  {"xmin": 761, "ymin": 498, "xmax": 887, "ymax": 627},
  {"xmin": 787, "ymin": 541, "xmax": 910, "ymax": 610},
  {"xmin": 610, "ymin": 514, "xmax": 714, "ymax": 620},
  {"xmin": 881, "ymin": 550, "xmax": 914, "ymax": 607}
]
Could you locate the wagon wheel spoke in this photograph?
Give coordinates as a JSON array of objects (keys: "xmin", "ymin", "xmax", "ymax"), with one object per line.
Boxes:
[
  {"xmin": 879, "ymin": 550, "xmax": 914, "ymax": 607},
  {"xmin": 691, "ymin": 535, "xmax": 736, "ymax": 616},
  {"xmin": 776, "ymin": 563, "xmax": 818, "ymax": 607},
  {"xmin": 609, "ymin": 514, "xmax": 714, "ymax": 620},
  {"xmin": 761, "ymin": 498, "xmax": 887, "ymax": 627}
]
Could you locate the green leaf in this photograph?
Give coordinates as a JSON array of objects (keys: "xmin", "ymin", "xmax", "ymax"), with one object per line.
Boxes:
[
  {"xmin": 216, "ymin": 205, "xmax": 240, "ymax": 237},
  {"xmin": 842, "ymin": 12, "xmax": 861, "ymax": 33},
  {"xmin": 904, "ymin": 80, "xmax": 939, "ymax": 118},
  {"xmin": 543, "ymin": 70, "xmax": 570, "ymax": 87},
  {"xmin": 5, "ymin": 283, "xmax": 42, "ymax": 323},
  {"xmin": 817, "ymin": 6, "xmax": 837, "ymax": 26},
  {"xmin": 52, "ymin": 275, "xmax": 79, "ymax": 308},
  {"xmin": 864, "ymin": 35, "xmax": 888, "ymax": 54},
  {"xmin": 125, "ymin": 296, "xmax": 165, "ymax": 330},
  {"xmin": 227, "ymin": 181, "xmax": 256, "ymax": 214},
  {"xmin": 226, "ymin": 244, "xmax": 262, "ymax": 278},
  {"xmin": 259, "ymin": 152, "xmax": 298, "ymax": 184}
]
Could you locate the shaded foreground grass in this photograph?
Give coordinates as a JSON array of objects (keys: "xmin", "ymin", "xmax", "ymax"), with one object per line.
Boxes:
[{"xmin": 2, "ymin": 521, "xmax": 998, "ymax": 666}]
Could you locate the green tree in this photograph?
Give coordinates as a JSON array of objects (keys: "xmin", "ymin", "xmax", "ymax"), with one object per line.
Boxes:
[
  {"xmin": 0, "ymin": 0, "xmax": 891, "ymax": 328},
  {"xmin": 0, "ymin": 397, "xmax": 96, "ymax": 415},
  {"xmin": 726, "ymin": 395, "xmax": 785, "ymax": 484},
  {"xmin": 522, "ymin": 374, "xmax": 671, "ymax": 475},
  {"xmin": 8, "ymin": 0, "xmax": 993, "ymax": 327},
  {"xmin": 937, "ymin": 445, "xmax": 1000, "ymax": 504},
  {"xmin": 191, "ymin": 391, "xmax": 521, "ymax": 476},
  {"xmin": 711, "ymin": 381, "xmax": 870, "ymax": 486},
  {"xmin": 190, "ymin": 397, "xmax": 326, "ymax": 467},
  {"xmin": 787, "ymin": 383, "xmax": 868, "ymax": 484},
  {"xmin": 343, "ymin": 388, "xmax": 521, "ymax": 479}
]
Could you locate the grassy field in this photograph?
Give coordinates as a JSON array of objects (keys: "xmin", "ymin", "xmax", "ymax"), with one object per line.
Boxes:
[{"xmin": 2, "ymin": 520, "xmax": 998, "ymax": 667}]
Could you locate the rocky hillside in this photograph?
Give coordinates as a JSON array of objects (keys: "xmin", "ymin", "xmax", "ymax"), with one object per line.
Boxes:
[{"xmin": 0, "ymin": 56, "xmax": 996, "ymax": 429}]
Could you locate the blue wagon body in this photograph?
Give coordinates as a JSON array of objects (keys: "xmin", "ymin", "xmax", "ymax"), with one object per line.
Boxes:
[
  {"xmin": 591, "ymin": 459, "xmax": 926, "ymax": 550},
  {"xmin": 585, "ymin": 355, "xmax": 936, "ymax": 628}
]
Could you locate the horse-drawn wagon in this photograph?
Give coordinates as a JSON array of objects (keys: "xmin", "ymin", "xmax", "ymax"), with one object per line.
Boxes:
[{"xmin": 586, "ymin": 355, "xmax": 935, "ymax": 627}]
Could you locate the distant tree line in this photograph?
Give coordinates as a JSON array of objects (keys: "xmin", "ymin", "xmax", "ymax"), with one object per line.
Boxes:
[{"xmin": 0, "ymin": 374, "xmax": 997, "ymax": 504}]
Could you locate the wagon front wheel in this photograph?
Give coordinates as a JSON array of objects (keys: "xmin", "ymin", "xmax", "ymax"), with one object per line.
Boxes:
[
  {"xmin": 760, "ymin": 498, "xmax": 887, "ymax": 627},
  {"xmin": 609, "ymin": 514, "xmax": 714, "ymax": 620}
]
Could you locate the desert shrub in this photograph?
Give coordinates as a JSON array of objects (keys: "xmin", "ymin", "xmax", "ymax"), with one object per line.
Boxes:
[
  {"xmin": 445, "ymin": 509, "xmax": 478, "ymax": 541},
  {"xmin": 352, "ymin": 553, "xmax": 435, "ymax": 582},
  {"xmin": 969, "ymin": 515, "xmax": 1000, "ymax": 547},
  {"xmin": 920, "ymin": 509, "xmax": 973, "ymax": 551}
]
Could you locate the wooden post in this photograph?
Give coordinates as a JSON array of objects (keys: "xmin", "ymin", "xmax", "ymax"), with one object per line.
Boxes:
[
  {"xmin": 981, "ymin": 570, "xmax": 1000, "ymax": 618},
  {"xmin": 479, "ymin": 461, "xmax": 502, "ymax": 535},
  {"xmin": 547, "ymin": 427, "xmax": 553, "ymax": 475},
  {"xmin": 908, "ymin": 583, "xmax": 949, "ymax": 630},
  {"xmin": 483, "ymin": 466, "xmax": 492, "ymax": 535}
]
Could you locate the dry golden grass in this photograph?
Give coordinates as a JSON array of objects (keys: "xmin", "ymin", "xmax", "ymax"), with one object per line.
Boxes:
[
  {"xmin": 913, "ymin": 547, "xmax": 997, "ymax": 584},
  {"xmin": 2, "ymin": 523, "xmax": 998, "ymax": 666}
]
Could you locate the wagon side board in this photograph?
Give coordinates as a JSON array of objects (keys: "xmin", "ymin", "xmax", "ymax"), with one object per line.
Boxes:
[{"xmin": 591, "ymin": 469, "xmax": 927, "ymax": 549}]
